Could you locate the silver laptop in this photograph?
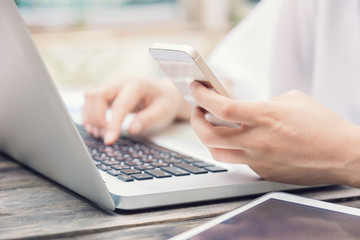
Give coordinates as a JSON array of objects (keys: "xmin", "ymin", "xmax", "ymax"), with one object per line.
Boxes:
[{"xmin": 0, "ymin": 0, "xmax": 310, "ymax": 211}]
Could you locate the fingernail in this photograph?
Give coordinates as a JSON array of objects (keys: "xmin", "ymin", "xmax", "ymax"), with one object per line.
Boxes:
[
  {"xmin": 100, "ymin": 128, "xmax": 106, "ymax": 138},
  {"xmin": 84, "ymin": 124, "xmax": 92, "ymax": 133},
  {"xmin": 104, "ymin": 131, "xmax": 116, "ymax": 145},
  {"xmin": 189, "ymin": 82, "xmax": 197, "ymax": 93},
  {"xmin": 92, "ymin": 127, "xmax": 100, "ymax": 138},
  {"xmin": 130, "ymin": 120, "xmax": 143, "ymax": 135}
]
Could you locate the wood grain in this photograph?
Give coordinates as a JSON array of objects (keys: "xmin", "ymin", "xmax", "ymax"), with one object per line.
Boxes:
[{"xmin": 1, "ymin": 154, "xmax": 360, "ymax": 239}]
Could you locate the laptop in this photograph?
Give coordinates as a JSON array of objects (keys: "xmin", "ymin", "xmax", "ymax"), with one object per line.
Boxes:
[{"xmin": 0, "ymin": 0, "xmax": 311, "ymax": 211}]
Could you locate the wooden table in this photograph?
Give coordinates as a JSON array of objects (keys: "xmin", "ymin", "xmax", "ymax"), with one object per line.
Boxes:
[{"xmin": 2, "ymin": 153, "xmax": 360, "ymax": 240}]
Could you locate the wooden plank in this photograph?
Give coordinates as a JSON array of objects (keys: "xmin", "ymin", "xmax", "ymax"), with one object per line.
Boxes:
[
  {"xmin": 0, "ymin": 184, "xmax": 247, "ymax": 239},
  {"xmin": 76, "ymin": 200, "xmax": 360, "ymax": 240},
  {"xmin": 1, "ymin": 155, "xmax": 360, "ymax": 239},
  {"xmin": 71, "ymin": 199, "xmax": 360, "ymax": 240},
  {"xmin": 68, "ymin": 218, "xmax": 210, "ymax": 240}
]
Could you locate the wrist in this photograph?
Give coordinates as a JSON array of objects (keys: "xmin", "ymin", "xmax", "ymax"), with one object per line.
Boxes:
[
  {"xmin": 338, "ymin": 124, "xmax": 360, "ymax": 188},
  {"xmin": 164, "ymin": 79, "xmax": 191, "ymax": 121}
]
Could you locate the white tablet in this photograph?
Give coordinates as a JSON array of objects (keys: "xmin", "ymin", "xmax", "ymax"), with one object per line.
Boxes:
[{"xmin": 171, "ymin": 192, "xmax": 360, "ymax": 240}]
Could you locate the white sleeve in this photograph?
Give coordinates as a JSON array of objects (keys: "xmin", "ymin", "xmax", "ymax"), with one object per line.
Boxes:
[{"xmin": 208, "ymin": 0, "xmax": 317, "ymax": 101}]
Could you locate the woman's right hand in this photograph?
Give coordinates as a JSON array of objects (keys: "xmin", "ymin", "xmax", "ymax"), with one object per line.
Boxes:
[{"xmin": 82, "ymin": 77, "xmax": 191, "ymax": 145}]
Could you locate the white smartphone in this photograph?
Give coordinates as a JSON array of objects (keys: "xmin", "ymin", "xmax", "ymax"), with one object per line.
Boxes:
[
  {"xmin": 149, "ymin": 43, "xmax": 239, "ymax": 128},
  {"xmin": 170, "ymin": 192, "xmax": 360, "ymax": 240}
]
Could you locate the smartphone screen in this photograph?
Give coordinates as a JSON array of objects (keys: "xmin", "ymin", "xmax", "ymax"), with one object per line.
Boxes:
[
  {"xmin": 156, "ymin": 59, "xmax": 205, "ymax": 107},
  {"xmin": 149, "ymin": 43, "xmax": 231, "ymax": 108},
  {"xmin": 149, "ymin": 43, "xmax": 240, "ymax": 128}
]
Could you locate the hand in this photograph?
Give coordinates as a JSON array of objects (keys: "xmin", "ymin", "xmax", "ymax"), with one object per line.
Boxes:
[
  {"xmin": 83, "ymin": 77, "xmax": 191, "ymax": 145},
  {"xmin": 190, "ymin": 82, "xmax": 360, "ymax": 187}
]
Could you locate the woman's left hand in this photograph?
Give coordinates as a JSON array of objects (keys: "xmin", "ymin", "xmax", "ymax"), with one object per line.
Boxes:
[{"xmin": 190, "ymin": 82, "xmax": 360, "ymax": 187}]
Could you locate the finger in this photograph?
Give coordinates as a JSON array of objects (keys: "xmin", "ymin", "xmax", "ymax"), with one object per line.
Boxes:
[
  {"xmin": 104, "ymin": 83, "xmax": 144, "ymax": 145},
  {"xmin": 128, "ymin": 100, "xmax": 174, "ymax": 135},
  {"xmin": 208, "ymin": 147, "xmax": 250, "ymax": 165},
  {"xmin": 83, "ymin": 105, "xmax": 106, "ymax": 138},
  {"xmin": 190, "ymin": 81, "xmax": 263, "ymax": 125},
  {"xmin": 82, "ymin": 105, "xmax": 94, "ymax": 135},
  {"xmin": 98, "ymin": 81, "xmax": 126, "ymax": 103},
  {"xmin": 191, "ymin": 107, "xmax": 247, "ymax": 149},
  {"xmin": 84, "ymin": 89, "xmax": 110, "ymax": 137},
  {"xmin": 83, "ymin": 80, "xmax": 133, "ymax": 139}
]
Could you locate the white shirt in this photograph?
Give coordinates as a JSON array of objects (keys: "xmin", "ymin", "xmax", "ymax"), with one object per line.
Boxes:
[{"xmin": 209, "ymin": 0, "xmax": 360, "ymax": 125}]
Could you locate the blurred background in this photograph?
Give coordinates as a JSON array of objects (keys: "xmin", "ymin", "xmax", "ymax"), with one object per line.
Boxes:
[{"xmin": 16, "ymin": 0, "xmax": 259, "ymax": 92}]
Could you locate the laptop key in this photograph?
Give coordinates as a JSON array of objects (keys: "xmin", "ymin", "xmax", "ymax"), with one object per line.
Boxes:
[
  {"xmin": 182, "ymin": 157, "xmax": 203, "ymax": 163},
  {"xmin": 131, "ymin": 173, "xmax": 153, "ymax": 181},
  {"xmin": 116, "ymin": 153, "xmax": 132, "ymax": 161},
  {"xmin": 161, "ymin": 167, "xmax": 190, "ymax": 176},
  {"xmin": 145, "ymin": 169, "xmax": 172, "ymax": 178},
  {"xmin": 82, "ymin": 127, "xmax": 228, "ymax": 182},
  {"xmin": 193, "ymin": 162, "xmax": 215, "ymax": 168},
  {"xmin": 103, "ymin": 159, "xmax": 120, "ymax": 165},
  {"xmin": 121, "ymin": 169, "xmax": 141, "ymax": 175},
  {"xmin": 97, "ymin": 164, "xmax": 111, "ymax": 171},
  {"xmin": 93, "ymin": 156, "xmax": 106, "ymax": 161},
  {"xmin": 205, "ymin": 166, "xmax": 228, "ymax": 173},
  {"xmin": 135, "ymin": 164, "xmax": 155, "ymax": 171},
  {"xmin": 164, "ymin": 157, "xmax": 183, "ymax": 164},
  {"xmin": 117, "ymin": 175, "xmax": 134, "ymax": 182},
  {"xmin": 151, "ymin": 161, "xmax": 170, "ymax": 168},
  {"xmin": 93, "ymin": 160, "xmax": 102, "ymax": 166},
  {"xmin": 106, "ymin": 169, "xmax": 123, "ymax": 176},
  {"xmin": 125, "ymin": 160, "xmax": 143, "ymax": 166},
  {"xmin": 175, "ymin": 163, "xmax": 208, "ymax": 174},
  {"xmin": 111, "ymin": 164, "xmax": 131, "ymax": 170}
]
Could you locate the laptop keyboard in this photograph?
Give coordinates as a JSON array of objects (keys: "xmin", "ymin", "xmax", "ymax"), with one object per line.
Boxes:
[{"xmin": 78, "ymin": 125, "xmax": 227, "ymax": 182}]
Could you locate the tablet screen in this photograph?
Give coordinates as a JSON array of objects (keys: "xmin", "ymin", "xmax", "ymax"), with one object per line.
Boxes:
[{"xmin": 190, "ymin": 198, "xmax": 360, "ymax": 240}]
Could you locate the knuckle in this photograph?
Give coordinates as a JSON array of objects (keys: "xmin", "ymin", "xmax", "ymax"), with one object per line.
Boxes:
[
  {"xmin": 257, "ymin": 102, "xmax": 279, "ymax": 125},
  {"xmin": 129, "ymin": 77, "xmax": 150, "ymax": 90},
  {"xmin": 112, "ymin": 98, "xmax": 126, "ymax": 109},
  {"xmin": 217, "ymin": 101, "xmax": 236, "ymax": 119},
  {"xmin": 84, "ymin": 89, "xmax": 95, "ymax": 99},
  {"xmin": 199, "ymin": 129, "xmax": 217, "ymax": 147}
]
